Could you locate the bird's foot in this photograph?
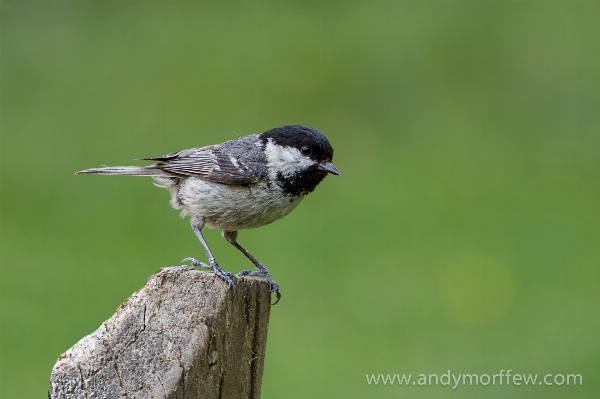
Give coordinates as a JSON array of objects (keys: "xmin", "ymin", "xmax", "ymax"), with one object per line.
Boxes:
[
  {"xmin": 180, "ymin": 257, "xmax": 211, "ymax": 269},
  {"xmin": 180, "ymin": 257, "xmax": 236, "ymax": 294},
  {"xmin": 238, "ymin": 269, "xmax": 281, "ymax": 305}
]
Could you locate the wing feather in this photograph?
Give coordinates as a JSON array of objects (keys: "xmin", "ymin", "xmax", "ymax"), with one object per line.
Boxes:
[{"xmin": 137, "ymin": 139, "xmax": 266, "ymax": 185}]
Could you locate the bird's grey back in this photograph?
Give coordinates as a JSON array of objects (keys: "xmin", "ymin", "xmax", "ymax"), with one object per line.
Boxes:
[
  {"xmin": 153, "ymin": 135, "xmax": 268, "ymax": 185},
  {"xmin": 216, "ymin": 134, "xmax": 268, "ymax": 180}
]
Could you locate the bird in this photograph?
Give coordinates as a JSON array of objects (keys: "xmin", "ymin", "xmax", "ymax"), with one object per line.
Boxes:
[{"xmin": 76, "ymin": 125, "xmax": 339, "ymax": 304}]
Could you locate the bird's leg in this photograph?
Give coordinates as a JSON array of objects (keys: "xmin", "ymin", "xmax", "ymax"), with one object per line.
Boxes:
[
  {"xmin": 180, "ymin": 216, "xmax": 236, "ymax": 293},
  {"xmin": 222, "ymin": 230, "xmax": 281, "ymax": 305}
]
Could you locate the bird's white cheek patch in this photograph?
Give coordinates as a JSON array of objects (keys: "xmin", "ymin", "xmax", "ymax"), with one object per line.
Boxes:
[{"xmin": 265, "ymin": 139, "xmax": 315, "ymax": 178}]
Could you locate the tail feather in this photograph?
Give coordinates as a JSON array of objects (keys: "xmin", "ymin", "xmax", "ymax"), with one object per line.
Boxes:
[{"xmin": 76, "ymin": 165, "xmax": 170, "ymax": 176}]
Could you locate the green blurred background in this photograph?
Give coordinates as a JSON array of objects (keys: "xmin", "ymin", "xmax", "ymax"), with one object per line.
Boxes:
[{"xmin": 1, "ymin": 1, "xmax": 599, "ymax": 398}]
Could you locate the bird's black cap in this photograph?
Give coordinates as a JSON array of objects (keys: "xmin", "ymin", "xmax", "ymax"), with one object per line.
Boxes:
[{"xmin": 260, "ymin": 125, "xmax": 334, "ymax": 163}]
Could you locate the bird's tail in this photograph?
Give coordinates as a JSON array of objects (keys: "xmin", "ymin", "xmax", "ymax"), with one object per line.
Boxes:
[{"xmin": 76, "ymin": 165, "xmax": 170, "ymax": 176}]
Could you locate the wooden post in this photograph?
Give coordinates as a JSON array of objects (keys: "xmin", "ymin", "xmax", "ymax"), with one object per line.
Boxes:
[{"xmin": 49, "ymin": 266, "xmax": 272, "ymax": 399}]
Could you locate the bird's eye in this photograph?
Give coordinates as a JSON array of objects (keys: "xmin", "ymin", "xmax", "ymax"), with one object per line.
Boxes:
[{"xmin": 301, "ymin": 146, "xmax": 311, "ymax": 155}]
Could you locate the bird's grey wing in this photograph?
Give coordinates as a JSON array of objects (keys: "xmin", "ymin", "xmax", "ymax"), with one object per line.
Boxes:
[
  {"xmin": 139, "ymin": 136, "xmax": 267, "ymax": 185},
  {"xmin": 136, "ymin": 145, "xmax": 215, "ymax": 162}
]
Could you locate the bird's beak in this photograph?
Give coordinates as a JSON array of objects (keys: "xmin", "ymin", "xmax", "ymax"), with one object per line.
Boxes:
[{"xmin": 318, "ymin": 161, "xmax": 341, "ymax": 176}]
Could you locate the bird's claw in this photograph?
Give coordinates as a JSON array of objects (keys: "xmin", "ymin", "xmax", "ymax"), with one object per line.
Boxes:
[
  {"xmin": 237, "ymin": 269, "xmax": 281, "ymax": 305},
  {"xmin": 267, "ymin": 279, "xmax": 281, "ymax": 305},
  {"xmin": 213, "ymin": 265, "xmax": 237, "ymax": 294},
  {"xmin": 270, "ymin": 287, "xmax": 282, "ymax": 305},
  {"xmin": 180, "ymin": 257, "xmax": 237, "ymax": 295},
  {"xmin": 179, "ymin": 257, "xmax": 210, "ymax": 269}
]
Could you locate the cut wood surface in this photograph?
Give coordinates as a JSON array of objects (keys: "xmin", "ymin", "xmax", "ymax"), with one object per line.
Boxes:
[{"xmin": 49, "ymin": 266, "xmax": 272, "ymax": 399}]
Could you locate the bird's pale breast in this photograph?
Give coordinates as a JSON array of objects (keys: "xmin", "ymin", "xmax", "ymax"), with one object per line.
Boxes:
[{"xmin": 172, "ymin": 177, "xmax": 304, "ymax": 231}]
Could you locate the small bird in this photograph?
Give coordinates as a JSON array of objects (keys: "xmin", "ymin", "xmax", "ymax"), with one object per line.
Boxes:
[{"xmin": 77, "ymin": 125, "xmax": 339, "ymax": 304}]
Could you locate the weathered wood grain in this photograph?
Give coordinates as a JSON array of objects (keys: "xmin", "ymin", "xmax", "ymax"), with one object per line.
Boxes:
[{"xmin": 49, "ymin": 266, "xmax": 271, "ymax": 399}]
